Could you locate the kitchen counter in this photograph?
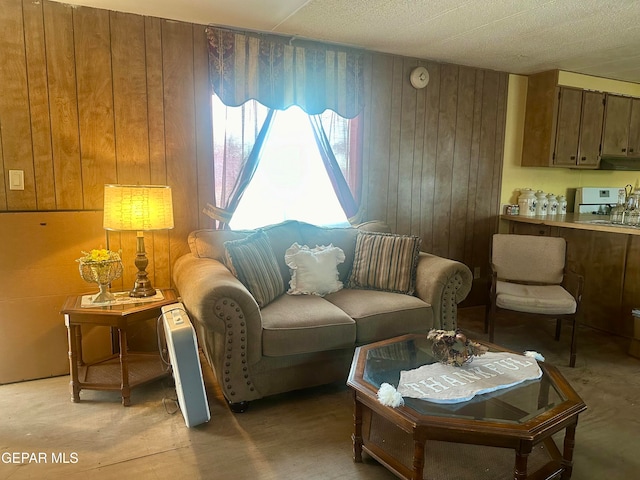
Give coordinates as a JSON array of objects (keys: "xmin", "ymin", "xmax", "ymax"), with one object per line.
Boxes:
[{"xmin": 501, "ymin": 213, "xmax": 640, "ymax": 235}]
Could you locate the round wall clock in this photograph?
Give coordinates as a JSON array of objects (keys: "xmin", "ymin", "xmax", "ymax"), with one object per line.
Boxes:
[{"xmin": 410, "ymin": 66, "xmax": 430, "ymax": 89}]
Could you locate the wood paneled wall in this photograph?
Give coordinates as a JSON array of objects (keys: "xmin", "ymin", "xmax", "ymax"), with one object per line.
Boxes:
[
  {"xmin": 362, "ymin": 56, "xmax": 508, "ymax": 301},
  {"xmin": 0, "ymin": 0, "xmax": 507, "ymax": 301}
]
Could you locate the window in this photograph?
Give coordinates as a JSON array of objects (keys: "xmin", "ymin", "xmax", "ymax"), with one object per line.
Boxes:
[{"xmin": 212, "ymin": 95, "xmax": 360, "ymax": 230}]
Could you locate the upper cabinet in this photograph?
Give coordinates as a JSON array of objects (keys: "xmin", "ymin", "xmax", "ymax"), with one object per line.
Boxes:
[
  {"xmin": 522, "ymin": 70, "xmax": 605, "ymax": 168},
  {"xmin": 555, "ymin": 89, "xmax": 605, "ymax": 167},
  {"xmin": 602, "ymin": 95, "xmax": 640, "ymax": 157}
]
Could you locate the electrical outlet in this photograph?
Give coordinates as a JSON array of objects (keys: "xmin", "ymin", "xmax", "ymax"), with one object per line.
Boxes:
[{"xmin": 473, "ymin": 267, "xmax": 481, "ymax": 279}]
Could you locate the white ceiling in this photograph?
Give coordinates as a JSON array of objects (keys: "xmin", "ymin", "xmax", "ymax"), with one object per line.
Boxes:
[{"xmin": 53, "ymin": 0, "xmax": 640, "ymax": 84}]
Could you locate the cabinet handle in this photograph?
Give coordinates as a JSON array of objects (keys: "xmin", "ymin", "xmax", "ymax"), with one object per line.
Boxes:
[
  {"xmin": 622, "ymin": 148, "xmax": 627, "ymax": 153},
  {"xmin": 581, "ymin": 156, "xmax": 587, "ymax": 162},
  {"xmin": 631, "ymin": 148, "xmax": 635, "ymax": 153},
  {"xmin": 570, "ymin": 155, "xmax": 576, "ymax": 160}
]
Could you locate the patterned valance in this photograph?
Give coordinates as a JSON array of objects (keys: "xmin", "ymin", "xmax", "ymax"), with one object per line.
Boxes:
[{"xmin": 205, "ymin": 26, "xmax": 365, "ymax": 119}]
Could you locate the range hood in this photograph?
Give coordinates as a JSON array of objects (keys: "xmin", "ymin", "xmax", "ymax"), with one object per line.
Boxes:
[{"xmin": 599, "ymin": 156, "xmax": 640, "ymax": 171}]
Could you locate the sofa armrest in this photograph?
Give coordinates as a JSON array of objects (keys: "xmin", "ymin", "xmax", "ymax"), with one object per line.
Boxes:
[
  {"xmin": 172, "ymin": 254, "xmax": 263, "ymax": 367},
  {"xmin": 414, "ymin": 252, "xmax": 473, "ymax": 331}
]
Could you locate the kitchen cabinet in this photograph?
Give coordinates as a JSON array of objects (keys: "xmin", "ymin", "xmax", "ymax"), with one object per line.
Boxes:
[
  {"xmin": 602, "ymin": 95, "xmax": 640, "ymax": 157},
  {"xmin": 554, "ymin": 89, "xmax": 604, "ymax": 167},
  {"xmin": 522, "ymin": 70, "xmax": 605, "ymax": 168}
]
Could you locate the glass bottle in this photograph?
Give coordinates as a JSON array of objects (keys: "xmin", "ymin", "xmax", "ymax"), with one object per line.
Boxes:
[{"xmin": 610, "ymin": 189, "xmax": 626, "ymax": 224}]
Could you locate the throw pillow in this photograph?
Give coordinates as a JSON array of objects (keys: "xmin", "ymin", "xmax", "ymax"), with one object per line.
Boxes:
[
  {"xmin": 224, "ymin": 230, "xmax": 285, "ymax": 307},
  {"xmin": 348, "ymin": 231, "xmax": 422, "ymax": 295},
  {"xmin": 284, "ymin": 243, "xmax": 345, "ymax": 296}
]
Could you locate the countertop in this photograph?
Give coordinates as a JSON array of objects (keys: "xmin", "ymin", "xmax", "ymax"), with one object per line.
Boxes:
[{"xmin": 501, "ymin": 213, "xmax": 640, "ymax": 235}]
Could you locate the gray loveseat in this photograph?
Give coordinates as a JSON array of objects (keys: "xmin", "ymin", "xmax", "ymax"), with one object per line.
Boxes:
[{"xmin": 173, "ymin": 220, "xmax": 472, "ymax": 411}]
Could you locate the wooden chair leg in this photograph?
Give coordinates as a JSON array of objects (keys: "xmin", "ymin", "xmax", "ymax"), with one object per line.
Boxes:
[
  {"xmin": 488, "ymin": 306, "xmax": 496, "ymax": 343},
  {"xmin": 569, "ymin": 317, "xmax": 578, "ymax": 368},
  {"xmin": 484, "ymin": 304, "xmax": 490, "ymax": 334},
  {"xmin": 555, "ymin": 319, "xmax": 562, "ymax": 341}
]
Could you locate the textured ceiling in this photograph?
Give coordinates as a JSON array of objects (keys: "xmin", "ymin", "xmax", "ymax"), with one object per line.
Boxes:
[{"xmin": 52, "ymin": 0, "xmax": 640, "ymax": 84}]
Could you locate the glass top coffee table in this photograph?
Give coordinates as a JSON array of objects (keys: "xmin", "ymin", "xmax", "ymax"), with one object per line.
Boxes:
[{"xmin": 347, "ymin": 334, "xmax": 586, "ymax": 480}]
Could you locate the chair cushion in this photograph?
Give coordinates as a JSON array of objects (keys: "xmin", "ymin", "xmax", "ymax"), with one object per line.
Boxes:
[
  {"xmin": 492, "ymin": 234, "xmax": 566, "ymax": 284},
  {"xmin": 325, "ymin": 288, "xmax": 432, "ymax": 344},
  {"xmin": 496, "ymin": 281, "xmax": 577, "ymax": 315},
  {"xmin": 224, "ymin": 230, "xmax": 285, "ymax": 308},
  {"xmin": 285, "ymin": 243, "xmax": 345, "ymax": 296},
  {"xmin": 348, "ymin": 231, "xmax": 422, "ymax": 294},
  {"xmin": 260, "ymin": 295, "xmax": 356, "ymax": 357}
]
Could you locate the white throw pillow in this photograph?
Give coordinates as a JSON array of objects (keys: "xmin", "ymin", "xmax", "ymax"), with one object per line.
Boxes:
[{"xmin": 285, "ymin": 243, "xmax": 346, "ymax": 296}]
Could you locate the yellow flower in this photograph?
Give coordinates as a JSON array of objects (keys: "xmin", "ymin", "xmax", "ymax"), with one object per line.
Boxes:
[{"xmin": 78, "ymin": 249, "xmax": 121, "ymax": 264}]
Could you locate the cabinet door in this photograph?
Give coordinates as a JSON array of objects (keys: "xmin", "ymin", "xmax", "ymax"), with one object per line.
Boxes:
[
  {"xmin": 602, "ymin": 94, "xmax": 632, "ymax": 156},
  {"xmin": 628, "ymin": 98, "xmax": 640, "ymax": 157},
  {"xmin": 577, "ymin": 91, "xmax": 605, "ymax": 166},
  {"xmin": 554, "ymin": 88, "xmax": 582, "ymax": 166}
]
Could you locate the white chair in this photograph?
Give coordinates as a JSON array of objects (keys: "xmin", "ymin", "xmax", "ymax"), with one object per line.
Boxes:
[{"xmin": 486, "ymin": 234, "xmax": 583, "ymax": 367}]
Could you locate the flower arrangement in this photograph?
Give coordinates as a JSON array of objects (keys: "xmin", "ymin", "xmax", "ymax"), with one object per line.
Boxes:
[
  {"xmin": 427, "ymin": 329, "xmax": 489, "ymax": 367},
  {"xmin": 77, "ymin": 249, "xmax": 123, "ymax": 303}
]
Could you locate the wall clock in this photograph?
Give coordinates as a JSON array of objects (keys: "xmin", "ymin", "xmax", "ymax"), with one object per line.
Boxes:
[{"xmin": 410, "ymin": 66, "xmax": 429, "ymax": 89}]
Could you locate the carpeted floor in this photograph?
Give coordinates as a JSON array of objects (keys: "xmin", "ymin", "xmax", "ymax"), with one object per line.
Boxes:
[{"xmin": 1, "ymin": 306, "xmax": 639, "ymax": 479}]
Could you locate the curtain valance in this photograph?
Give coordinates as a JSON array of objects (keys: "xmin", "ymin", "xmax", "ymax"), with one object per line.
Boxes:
[{"xmin": 205, "ymin": 26, "xmax": 365, "ymax": 119}]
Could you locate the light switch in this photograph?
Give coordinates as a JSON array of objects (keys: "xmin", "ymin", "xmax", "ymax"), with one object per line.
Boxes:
[{"xmin": 9, "ymin": 170, "xmax": 24, "ymax": 190}]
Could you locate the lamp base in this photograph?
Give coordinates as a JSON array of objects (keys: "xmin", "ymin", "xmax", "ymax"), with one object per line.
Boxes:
[
  {"xmin": 129, "ymin": 232, "xmax": 157, "ymax": 298},
  {"xmin": 129, "ymin": 279, "xmax": 157, "ymax": 298}
]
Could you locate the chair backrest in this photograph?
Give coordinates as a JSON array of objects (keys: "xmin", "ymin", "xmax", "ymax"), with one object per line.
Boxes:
[{"xmin": 491, "ymin": 234, "xmax": 566, "ymax": 284}]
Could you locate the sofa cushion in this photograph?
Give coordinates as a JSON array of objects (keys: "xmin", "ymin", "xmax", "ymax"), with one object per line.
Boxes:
[
  {"xmin": 348, "ymin": 231, "xmax": 422, "ymax": 295},
  {"xmin": 261, "ymin": 295, "xmax": 356, "ymax": 357},
  {"xmin": 325, "ymin": 288, "xmax": 432, "ymax": 344},
  {"xmin": 285, "ymin": 243, "xmax": 345, "ymax": 296},
  {"xmin": 224, "ymin": 230, "xmax": 285, "ymax": 307}
]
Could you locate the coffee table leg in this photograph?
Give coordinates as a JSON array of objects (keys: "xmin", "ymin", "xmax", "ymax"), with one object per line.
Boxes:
[
  {"xmin": 514, "ymin": 444, "xmax": 531, "ymax": 480},
  {"xmin": 412, "ymin": 438, "xmax": 425, "ymax": 480},
  {"xmin": 352, "ymin": 392, "xmax": 363, "ymax": 462},
  {"xmin": 560, "ymin": 422, "xmax": 578, "ymax": 479}
]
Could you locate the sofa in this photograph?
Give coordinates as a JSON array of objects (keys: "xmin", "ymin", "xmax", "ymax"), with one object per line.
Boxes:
[{"xmin": 172, "ymin": 220, "xmax": 472, "ymax": 411}]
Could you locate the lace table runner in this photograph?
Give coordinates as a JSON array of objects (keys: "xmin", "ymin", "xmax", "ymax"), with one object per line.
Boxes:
[{"xmin": 397, "ymin": 352, "xmax": 542, "ymax": 404}]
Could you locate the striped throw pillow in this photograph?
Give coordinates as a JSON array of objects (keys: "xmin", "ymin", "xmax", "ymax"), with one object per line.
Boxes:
[
  {"xmin": 224, "ymin": 230, "xmax": 285, "ymax": 307},
  {"xmin": 348, "ymin": 232, "xmax": 422, "ymax": 295}
]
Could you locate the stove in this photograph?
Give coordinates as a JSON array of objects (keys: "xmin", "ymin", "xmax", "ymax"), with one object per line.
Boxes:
[{"xmin": 574, "ymin": 187, "xmax": 621, "ymax": 215}]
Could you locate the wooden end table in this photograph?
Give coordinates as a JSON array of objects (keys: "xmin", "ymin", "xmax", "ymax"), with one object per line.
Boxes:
[{"xmin": 61, "ymin": 289, "xmax": 177, "ymax": 406}]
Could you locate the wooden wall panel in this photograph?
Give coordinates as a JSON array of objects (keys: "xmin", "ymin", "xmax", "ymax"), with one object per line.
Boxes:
[
  {"xmin": 420, "ymin": 62, "xmax": 441, "ymax": 254},
  {"xmin": 111, "ymin": 11, "xmax": 150, "ymax": 184},
  {"xmin": 161, "ymin": 21, "xmax": 199, "ymax": 262},
  {"xmin": 74, "ymin": 6, "xmax": 117, "ymax": 209},
  {"xmin": 0, "ymin": 0, "xmax": 36, "ymax": 210},
  {"xmin": 43, "ymin": 0, "xmax": 83, "ymax": 209},
  {"xmin": 145, "ymin": 17, "xmax": 171, "ymax": 290},
  {"xmin": 23, "ymin": 0, "xmax": 56, "ymax": 210}
]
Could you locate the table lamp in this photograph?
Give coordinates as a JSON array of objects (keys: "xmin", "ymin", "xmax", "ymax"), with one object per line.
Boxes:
[{"xmin": 103, "ymin": 184, "xmax": 174, "ymax": 297}]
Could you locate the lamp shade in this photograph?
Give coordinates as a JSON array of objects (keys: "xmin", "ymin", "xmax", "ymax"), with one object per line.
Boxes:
[{"xmin": 103, "ymin": 184, "xmax": 174, "ymax": 231}]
